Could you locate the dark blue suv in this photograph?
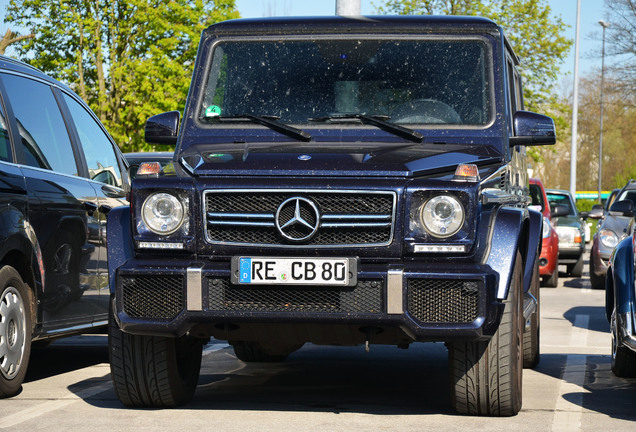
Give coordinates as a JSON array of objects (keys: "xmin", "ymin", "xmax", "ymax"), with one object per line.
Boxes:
[{"xmin": 107, "ymin": 16, "xmax": 556, "ymax": 416}]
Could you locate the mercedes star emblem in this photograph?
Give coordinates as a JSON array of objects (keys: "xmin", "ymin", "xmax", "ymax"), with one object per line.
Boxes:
[{"xmin": 275, "ymin": 197, "xmax": 320, "ymax": 242}]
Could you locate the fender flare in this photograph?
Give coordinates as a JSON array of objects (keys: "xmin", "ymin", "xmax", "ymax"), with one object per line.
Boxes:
[
  {"xmin": 486, "ymin": 207, "xmax": 540, "ymax": 300},
  {"xmin": 107, "ymin": 206, "xmax": 135, "ymax": 295}
]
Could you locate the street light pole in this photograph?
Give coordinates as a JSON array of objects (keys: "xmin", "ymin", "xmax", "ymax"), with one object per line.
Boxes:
[
  {"xmin": 598, "ymin": 20, "xmax": 609, "ymax": 204},
  {"xmin": 570, "ymin": 0, "xmax": 581, "ymax": 203}
]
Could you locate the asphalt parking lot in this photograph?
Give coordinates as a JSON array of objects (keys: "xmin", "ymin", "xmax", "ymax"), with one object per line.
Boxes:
[{"xmin": 2, "ymin": 251, "xmax": 636, "ymax": 432}]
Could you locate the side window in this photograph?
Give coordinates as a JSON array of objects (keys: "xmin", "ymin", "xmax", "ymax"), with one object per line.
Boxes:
[
  {"xmin": 2, "ymin": 74, "xmax": 77, "ymax": 175},
  {"xmin": 62, "ymin": 94, "xmax": 123, "ymax": 188},
  {"xmin": 0, "ymin": 99, "xmax": 11, "ymax": 162}
]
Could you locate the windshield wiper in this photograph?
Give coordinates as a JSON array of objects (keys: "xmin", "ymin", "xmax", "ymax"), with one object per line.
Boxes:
[
  {"xmin": 204, "ymin": 114, "xmax": 311, "ymax": 142},
  {"xmin": 309, "ymin": 114, "xmax": 423, "ymax": 143}
]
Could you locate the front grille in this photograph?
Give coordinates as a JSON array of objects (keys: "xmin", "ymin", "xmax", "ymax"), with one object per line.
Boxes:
[
  {"xmin": 208, "ymin": 278, "xmax": 383, "ymax": 313},
  {"xmin": 407, "ymin": 279, "xmax": 480, "ymax": 323},
  {"xmin": 204, "ymin": 190, "xmax": 395, "ymax": 247},
  {"xmin": 121, "ymin": 275, "xmax": 184, "ymax": 319}
]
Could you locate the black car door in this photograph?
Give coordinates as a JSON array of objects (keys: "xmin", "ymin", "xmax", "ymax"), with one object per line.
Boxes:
[
  {"xmin": 0, "ymin": 73, "xmax": 101, "ymax": 331},
  {"xmin": 58, "ymin": 91, "xmax": 128, "ymax": 322}
]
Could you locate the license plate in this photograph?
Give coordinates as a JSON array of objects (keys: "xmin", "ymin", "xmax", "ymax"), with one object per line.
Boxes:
[{"xmin": 231, "ymin": 257, "xmax": 356, "ymax": 286}]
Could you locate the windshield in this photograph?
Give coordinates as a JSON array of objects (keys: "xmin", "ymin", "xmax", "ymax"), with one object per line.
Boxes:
[
  {"xmin": 547, "ymin": 192, "xmax": 577, "ymax": 217},
  {"xmin": 200, "ymin": 37, "xmax": 491, "ymax": 126}
]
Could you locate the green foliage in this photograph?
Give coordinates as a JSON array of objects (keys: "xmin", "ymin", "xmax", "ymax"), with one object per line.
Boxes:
[
  {"xmin": 373, "ymin": 0, "xmax": 572, "ymax": 150},
  {"xmin": 576, "ymin": 199, "xmax": 597, "ymax": 213},
  {"xmin": 5, "ymin": 0, "xmax": 240, "ymax": 152}
]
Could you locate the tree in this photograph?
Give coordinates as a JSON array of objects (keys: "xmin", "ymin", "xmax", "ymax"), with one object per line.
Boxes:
[
  {"xmin": 4, "ymin": 0, "xmax": 240, "ymax": 152},
  {"xmin": 374, "ymin": 0, "xmax": 572, "ymax": 164},
  {"xmin": 0, "ymin": 28, "xmax": 34, "ymax": 55},
  {"xmin": 603, "ymin": 0, "xmax": 636, "ymax": 94}
]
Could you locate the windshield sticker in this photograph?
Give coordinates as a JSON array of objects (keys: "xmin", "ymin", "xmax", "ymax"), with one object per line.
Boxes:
[{"xmin": 205, "ymin": 105, "xmax": 222, "ymax": 117}]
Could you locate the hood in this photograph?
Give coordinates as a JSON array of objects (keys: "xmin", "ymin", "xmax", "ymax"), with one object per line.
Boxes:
[
  {"xmin": 554, "ymin": 216, "xmax": 582, "ymax": 229},
  {"xmin": 179, "ymin": 141, "xmax": 503, "ymax": 178}
]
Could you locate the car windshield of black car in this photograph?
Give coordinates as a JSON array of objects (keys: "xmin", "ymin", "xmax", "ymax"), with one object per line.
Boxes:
[{"xmin": 199, "ymin": 37, "xmax": 492, "ymax": 127}]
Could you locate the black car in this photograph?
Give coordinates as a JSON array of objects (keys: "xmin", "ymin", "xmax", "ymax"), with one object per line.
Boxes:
[
  {"xmin": 106, "ymin": 16, "xmax": 556, "ymax": 416},
  {"xmin": 0, "ymin": 55, "xmax": 128, "ymax": 397},
  {"xmin": 589, "ymin": 182, "xmax": 636, "ymax": 289}
]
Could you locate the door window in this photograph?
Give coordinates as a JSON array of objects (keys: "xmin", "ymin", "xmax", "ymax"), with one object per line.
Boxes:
[
  {"xmin": 62, "ymin": 94, "xmax": 122, "ymax": 188},
  {"xmin": 0, "ymin": 100, "xmax": 10, "ymax": 162},
  {"xmin": 2, "ymin": 74, "xmax": 77, "ymax": 175}
]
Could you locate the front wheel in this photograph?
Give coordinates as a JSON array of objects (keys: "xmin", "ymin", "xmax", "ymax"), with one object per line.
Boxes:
[
  {"xmin": 231, "ymin": 340, "xmax": 304, "ymax": 362},
  {"xmin": 523, "ymin": 260, "xmax": 540, "ymax": 369},
  {"xmin": 109, "ymin": 303, "xmax": 203, "ymax": 407},
  {"xmin": 610, "ymin": 310, "xmax": 636, "ymax": 378},
  {"xmin": 0, "ymin": 266, "xmax": 32, "ymax": 398},
  {"xmin": 568, "ymin": 254, "xmax": 584, "ymax": 278},
  {"xmin": 449, "ymin": 251, "xmax": 524, "ymax": 416}
]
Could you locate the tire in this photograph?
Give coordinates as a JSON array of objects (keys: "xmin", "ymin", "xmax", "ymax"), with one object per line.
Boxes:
[
  {"xmin": 543, "ymin": 267, "xmax": 558, "ymax": 288},
  {"xmin": 449, "ymin": 251, "xmax": 524, "ymax": 416},
  {"xmin": 108, "ymin": 303, "xmax": 203, "ymax": 407},
  {"xmin": 589, "ymin": 257, "xmax": 606, "ymax": 290},
  {"xmin": 523, "ymin": 260, "xmax": 540, "ymax": 369},
  {"xmin": 232, "ymin": 341, "xmax": 303, "ymax": 362},
  {"xmin": 610, "ymin": 310, "xmax": 636, "ymax": 378},
  {"xmin": 0, "ymin": 266, "xmax": 32, "ymax": 398},
  {"xmin": 568, "ymin": 254, "xmax": 584, "ymax": 278}
]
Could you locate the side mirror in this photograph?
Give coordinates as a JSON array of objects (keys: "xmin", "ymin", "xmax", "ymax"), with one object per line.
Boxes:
[
  {"xmin": 145, "ymin": 111, "xmax": 180, "ymax": 145},
  {"xmin": 609, "ymin": 200, "xmax": 634, "ymax": 217},
  {"xmin": 550, "ymin": 204, "xmax": 569, "ymax": 218},
  {"xmin": 510, "ymin": 111, "xmax": 556, "ymax": 147},
  {"xmin": 585, "ymin": 204, "xmax": 605, "ymax": 219}
]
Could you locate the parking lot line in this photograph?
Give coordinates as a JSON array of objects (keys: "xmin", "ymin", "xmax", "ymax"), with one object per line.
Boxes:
[
  {"xmin": 551, "ymin": 314, "xmax": 590, "ymax": 431},
  {"xmin": 0, "ymin": 381, "xmax": 113, "ymax": 429}
]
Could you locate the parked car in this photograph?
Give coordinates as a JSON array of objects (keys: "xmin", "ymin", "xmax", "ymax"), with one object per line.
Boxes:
[
  {"xmin": 107, "ymin": 15, "xmax": 556, "ymax": 416},
  {"xmin": 605, "ymin": 213, "xmax": 636, "ymax": 377},
  {"xmin": 529, "ymin": 178, "xmax": 561, "ymax": 287},
  {"xmin": 588, "ymin": 182, "xmax": 636, "ymax": 289},
  {"xmin": 546, "ymin": 189, "xmax": 586, "ymax": 277},
  {"xmin": 0, "ymin": 55, "xmax": 128, "ymax": 397},
  {"xmin": 124, "ymin": 151, "xmax": 173, "ymax": 178}
]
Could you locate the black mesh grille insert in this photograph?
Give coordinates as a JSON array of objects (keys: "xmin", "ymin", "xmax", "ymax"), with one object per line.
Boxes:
[
  {"xmin": 208, "ymin": 278, "xmax": 383, "ymax": 314},
  {"xmin": 407, "ymin": 279, "xmax": 480, "ymax": 323},
  {"xmin": 121, "ymin": 275, "xmax": 184, "ymax": 319},
  {"xmin": 205, "ymin": 191, "xmax": 394, "ymax": 246}
]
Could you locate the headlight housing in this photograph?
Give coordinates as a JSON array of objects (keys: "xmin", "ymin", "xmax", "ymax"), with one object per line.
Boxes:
[
  {"xmin": 419, "ymin": 195, "xmax": 465, "ymax": 238},
  {"xmin": 599, "ymin": 229, "xmax": 619, "ymax": 249},
  {"xmin": 542, "ymin": 216, "xmax": 552, "ymax": 239},
  {"xmin": 141, "ymin": 192, "xmax": 186, "ymax": 235}
]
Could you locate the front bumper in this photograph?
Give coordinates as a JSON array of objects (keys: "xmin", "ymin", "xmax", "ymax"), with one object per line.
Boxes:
[
  {"xmin": 114, "ymin": 258, "xmax": 502, "ymax": 343},
  {"xmin": 591, "ymin": 238, "xmax": 611, "ymax": 277}
]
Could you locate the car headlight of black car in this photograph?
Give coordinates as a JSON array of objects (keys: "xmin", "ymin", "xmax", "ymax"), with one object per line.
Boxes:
[
  {"xmin": 418, "ymin": 195, "xmax": 465, "ymax": 238},
  {"xmin": 406, "ymin": 189, "xmax": 474, "ymax": 253},
  {"xmin": 141, "ymin": 192, "xmax": 187, "ymax": 235}
]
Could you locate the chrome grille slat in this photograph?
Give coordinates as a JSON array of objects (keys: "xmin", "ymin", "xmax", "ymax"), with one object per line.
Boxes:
[{"xmin": 204, "ymin": 189, "xmax": 396, "ymax": 247}]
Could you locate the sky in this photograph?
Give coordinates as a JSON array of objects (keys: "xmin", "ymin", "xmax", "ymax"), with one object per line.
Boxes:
[{"xmin": 0, "ymin": 0, "xmax": 610, "ymax": 83}]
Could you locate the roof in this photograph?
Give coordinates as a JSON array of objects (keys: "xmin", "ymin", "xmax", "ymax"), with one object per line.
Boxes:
[
  {"xmin": 205, "ymin": 15, "xmax": 502, "ymax": 37},
  {"xmin": 0, "ymin": 55, "xmax": 74, "ymax": 93}
]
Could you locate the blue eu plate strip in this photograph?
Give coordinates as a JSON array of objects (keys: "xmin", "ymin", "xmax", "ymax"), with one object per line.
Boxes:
[{"xmin": 239, "ymin": 258, "xmax": 251, "ymax": 283}]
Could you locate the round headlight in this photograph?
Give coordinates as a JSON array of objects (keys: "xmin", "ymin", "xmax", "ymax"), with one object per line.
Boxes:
[
  {"xmin": 141, "ymin": 193, "xmax": 185, "ymax": 235},
  {"xmin": 420, "ymin": 195, "xmax": 464, "ymax": 238},
  {"xmin": 599, "ymin": 229, "xmax": 619, "ymax": 249}
]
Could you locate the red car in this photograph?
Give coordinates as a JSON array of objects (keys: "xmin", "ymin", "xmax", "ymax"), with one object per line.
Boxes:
[{"xmin": 529, "ymin": 178, "xmax": 560, "ymax": 287}]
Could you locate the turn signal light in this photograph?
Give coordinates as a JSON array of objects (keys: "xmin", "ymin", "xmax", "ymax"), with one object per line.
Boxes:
[
  {"xmin": 454, "ymin": 163, "xmax": 479, "ymax": 181},
  {"xmin": 137, "ymin": 162, "xmax": 162, "ymax": 176}
]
